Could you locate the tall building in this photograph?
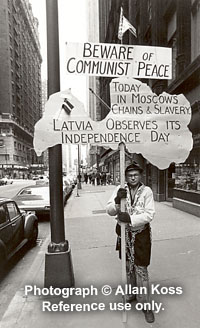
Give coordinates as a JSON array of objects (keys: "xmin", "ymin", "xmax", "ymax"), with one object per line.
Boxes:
[
  {"xmin": 97, "ymin": 0, "xmax": 200, "ymax": 216},
  {"xmin": 0, "ymin": 0, "xmax": 42, "ymax": 178},
  {"xmin": 86, "ymin": 0, "xmax": 102, "ymax": 169}
]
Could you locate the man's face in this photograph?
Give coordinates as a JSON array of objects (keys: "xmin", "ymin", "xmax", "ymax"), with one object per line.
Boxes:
[{"xmin": 125, "ymin": 169, "xmax": 142, "ymax": 187}]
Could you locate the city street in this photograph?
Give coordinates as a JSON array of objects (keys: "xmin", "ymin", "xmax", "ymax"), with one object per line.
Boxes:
[
  {"xmin": 0, "ymin": 0, "xmax": 200, "ymax": 327},
  {"xmin": 1, "ymin": 183, "xmax": 200, "ymax": 328},
  {"xmin": 0, "ymin": 179, "xmax": 50, "ymax": 321}
]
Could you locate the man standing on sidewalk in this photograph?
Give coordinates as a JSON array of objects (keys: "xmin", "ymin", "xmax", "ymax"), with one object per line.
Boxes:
[{"xmin": 106, "ymin": 162, "xmax": 155, "ymax": 323}]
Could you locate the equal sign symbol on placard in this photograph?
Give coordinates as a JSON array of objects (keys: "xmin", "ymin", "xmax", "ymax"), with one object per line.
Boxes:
[{"xmin": 62, "ymin": 98, "xmax": 74, "ymax": 115}]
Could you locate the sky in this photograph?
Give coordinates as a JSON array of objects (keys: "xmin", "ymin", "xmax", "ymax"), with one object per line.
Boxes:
[
  {"xmin": 30, "ymin": 0, "xmax": 88, "ymax": 105},
  {"xmin": 30, "ymin": 0, "xmax": 89, "ymax": 168}
]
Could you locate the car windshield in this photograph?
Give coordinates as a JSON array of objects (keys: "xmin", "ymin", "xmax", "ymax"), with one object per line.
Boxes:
[{"xmin": 18, "ymin": 187, "xmax": 49, "ymax": 197}]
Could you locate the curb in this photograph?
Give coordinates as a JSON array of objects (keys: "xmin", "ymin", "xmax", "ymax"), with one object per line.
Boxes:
[{"xmin": 0, "ymin": 237, "xmax": 50, "ymax": 328}]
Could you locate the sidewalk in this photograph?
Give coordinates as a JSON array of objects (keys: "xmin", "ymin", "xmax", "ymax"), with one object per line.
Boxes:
[{"xmin": 1, "ymin": 183, "xmax": 200, "ymax": 328}]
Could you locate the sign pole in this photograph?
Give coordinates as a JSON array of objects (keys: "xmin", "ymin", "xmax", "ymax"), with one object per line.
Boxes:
[
  {"xmin": 76, "ymin": 162, "xmax": 80, "ymax": 197},
  {"xmin": 119, "ymin": 142, "xmax": 127, "ymax": 323},
  {"xmin": 44, "ymin": 0, "xmax": 74, "ymax": 288},
  {"xmin": 77, "ymin": 144, "xmax": 82, "ymax": 189}
]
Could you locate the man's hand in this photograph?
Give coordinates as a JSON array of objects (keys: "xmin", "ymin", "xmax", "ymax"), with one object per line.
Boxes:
[
  {"xmin": 117, "ymin": 212, "xmax": 131, "ymax": 223},
  {"xmin": 114, "ymin": 188, "xmax": 127, "ymax": 204}
]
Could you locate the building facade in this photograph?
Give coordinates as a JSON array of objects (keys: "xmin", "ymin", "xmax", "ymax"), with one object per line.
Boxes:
[
  {"xmin": 86, "ymin": 0, "xmax": 102, "ymax": 169},
  {"xmin": 97, "ymin": 0, "xmax": 200, "ymax": 216},
  {"xmin": 0, "ymin": 0, "xmax": 42, "ymax": 178}
]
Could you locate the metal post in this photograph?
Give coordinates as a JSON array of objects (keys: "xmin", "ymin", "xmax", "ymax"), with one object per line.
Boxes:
[
  {"xmin": 119, "ymin": 142, "xmax": 128, "ymax": 323},
  {"xmin": 44, "ymin": 0, "xmax": 74, "ymax": 288},
  {"xmin": 77, "ymin": 145, "xmax": 82, "ymax": 189}
]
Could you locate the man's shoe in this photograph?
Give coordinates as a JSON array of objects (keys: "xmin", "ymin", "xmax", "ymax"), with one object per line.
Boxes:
[{"xmin": 143, "ymin": 310, "xmax": 155, "ymax": 323}]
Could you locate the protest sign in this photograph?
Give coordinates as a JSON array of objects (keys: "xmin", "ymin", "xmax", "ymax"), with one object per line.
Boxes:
[
  {"xmin": 33, "ymin": 78, "xmax": 193, "ymax": 170},
  {"xmin": 65, "ymin": 42, "xmax": 172, "ymax": 79}
]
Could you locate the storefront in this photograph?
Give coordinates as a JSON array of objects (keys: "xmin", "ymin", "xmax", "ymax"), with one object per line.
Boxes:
[
  {"xmin": 29, "ymin": 164, "xmax": 47, "ymax": 177},
  {"xmin": 100, "ymin": 149, "xmax": 146, "ymax": 186},
  {"xmin": 173, "ymin": 101, "xmax": 200, "ymax": 217},
  {"xmin": 0, "ymin": 164, "xmax": 29, "ymax": 179}
]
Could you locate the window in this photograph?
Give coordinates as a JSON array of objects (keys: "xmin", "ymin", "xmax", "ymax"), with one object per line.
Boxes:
[
  {"xmin": 0, "ymin": 205, "xmax": 7, "ymax": 225},
  {"xmin": 19, "ymin": 188, "xmax": 32, "ymax": 195},
  {"xmin": 191, "ymin": 0, "xmax": 200, "ymax": 60},
  {"xmin": 6, "ymin": 202, "xmax": 20, "ymax": 220},
  {"xmin": 167, "ymin": 12, "xmax": 177, "ymax": 83}
]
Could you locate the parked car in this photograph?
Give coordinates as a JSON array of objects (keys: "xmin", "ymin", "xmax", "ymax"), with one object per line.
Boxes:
[
  {"xmin": 13, "ymin": 182, "xmax": 74, "ymax": 218},
  {"xmin": 32, "ymin": 175, "xmax": 39, "ymax": 180},
  {"xmin": 13, "ymin": 185, "xmax": 50, "ymax": 218},
  {"xmin": 63, "ymin": 177, "xmax": 75, "ymax": 204},
  {"xmin": 35, "ymin": 175, "xmax": 49, "ymax": 186},
  {"xmin": 0, "ymin": 198, "xmax": 38, "ymax": 269}
]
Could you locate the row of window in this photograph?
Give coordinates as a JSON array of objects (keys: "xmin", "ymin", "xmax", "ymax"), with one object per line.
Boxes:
[
  {"xmin": 14, "ymin": 141, "xmax": 31, "ymax": 153},
  {"xmin": 13, "ymin": 155, "xmax": 27, "ymax": 163}
]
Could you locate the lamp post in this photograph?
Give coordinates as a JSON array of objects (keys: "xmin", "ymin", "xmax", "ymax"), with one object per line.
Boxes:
[
  {"xmin": 77, "ymin": 145, "xmax": 82, "ymax": 189},
  {"xmin": 44, "ymin": 0, "xmax": 74, "ymax": 288}
]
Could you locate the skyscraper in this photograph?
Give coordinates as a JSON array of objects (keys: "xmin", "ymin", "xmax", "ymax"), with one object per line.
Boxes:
[{"xmin": 0, "ymin": 0, "xmax": 42, "ymax": 178}]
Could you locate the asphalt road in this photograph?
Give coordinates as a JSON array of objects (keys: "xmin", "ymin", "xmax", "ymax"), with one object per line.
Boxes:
[{"xmin": 0, "ymin": 180, "xmax": 50, "ymax": 321}]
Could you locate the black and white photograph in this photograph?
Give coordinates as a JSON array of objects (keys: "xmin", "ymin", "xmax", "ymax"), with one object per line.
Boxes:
[{"xmin": 0, "ymin": 0, "xmax": 200, "ymax": 327}]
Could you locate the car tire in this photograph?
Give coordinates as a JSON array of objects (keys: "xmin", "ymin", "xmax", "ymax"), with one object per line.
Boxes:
[{"xmin": 29, "ymin": 223, "xmax": 38, "ymax": 247}]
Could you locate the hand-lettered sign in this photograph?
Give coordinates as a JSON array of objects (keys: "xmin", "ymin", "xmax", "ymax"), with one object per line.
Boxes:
[
  {"xmin": 33, "ymin": 78, "xmax": 193, "ymax": 170},
  {"xmin": 66, "ymin": 42, "xmax": 172, "ymax": 79}
]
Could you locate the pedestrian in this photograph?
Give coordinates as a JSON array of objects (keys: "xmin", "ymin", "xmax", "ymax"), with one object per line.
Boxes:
[
  {"xmin": 106, "ymin": 172, "xmax": 112, "ymax": 185},
  {"xmin": 96, "ymin": 171, "xmax": 101, "ymax": 185},
  {"xmin": 88, "ymin": 173, "xmax": 92, "ymax": 184},
  {"xmin": 102, "ymin": 171, "xmax": 106, "ymax": 185},
  {"xmin": 100, "ymin": 172, "xmax": 104, "ymax": 185},
  {"xmin": 84, "ymin": 173, "xmax": 88, "ymax": 184},
  {"xmin": 106, "ymin": 162, "xmax": 155, "ymax": 323},
  {"xmin": 91, "ymin": 171, "xmax": 96, "ymax": 185}
]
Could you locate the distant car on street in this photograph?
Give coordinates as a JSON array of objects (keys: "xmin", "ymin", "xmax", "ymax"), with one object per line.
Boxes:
[
  {"xmin": 13, "ymin": 185, "xmax": 50, "ymax": 218},
  {"xmin": 13, "ymin": 183, "xmax": 73, "ymax": 218},
  {"xmin": 35, "ymin": 175, "xmax": 49, "ymax": 186},
  {"xmin": 0, "ymin": 178, "xmax": 4, "ymax": 186},
  {"xmin": 0, "ymin": 198, "xmax": 38, "ymax": 270},
  {"xmin": 0, "ymin": 177, "xmax": 13, "ymax": 185},
  {"xmin": 32, "ymin": 175, "xmax": 39, "ymax": 180}
]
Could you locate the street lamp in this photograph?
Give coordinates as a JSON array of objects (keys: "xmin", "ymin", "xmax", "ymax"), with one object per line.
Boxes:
[{"xmin": 77, "ymin": 144, "xmax": 82, "ymax": 189}]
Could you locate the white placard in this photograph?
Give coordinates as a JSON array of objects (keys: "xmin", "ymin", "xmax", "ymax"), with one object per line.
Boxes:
[
  {"xmin": 65, "ymin": 42, "xmax": 172, "ymax": 79},
  {"xmin": 33, "ymin": 78, "xmax": 193, "ymax": 170}
]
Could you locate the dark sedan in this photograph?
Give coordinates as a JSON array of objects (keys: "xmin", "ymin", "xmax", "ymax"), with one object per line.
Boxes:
[{"xmin": 0, "ymin": 198, "xmax": 38, "ymax": 269}]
